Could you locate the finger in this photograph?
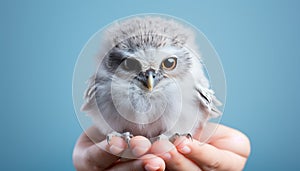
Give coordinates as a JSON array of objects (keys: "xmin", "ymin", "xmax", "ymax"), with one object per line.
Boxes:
[
  {"xmin": 106, "ymin": 154, "xmax": 165, "ymax": 171},
  {"xmin": 175, "ymin": 137, "xmax": 247, "ymax": 170},
  {"xmin": 73, "ymin": 132, "xmax": 124, "ymax": 170},
  {"xmin": 150, "ymin": 139, "xmax": 200, "ymax": 171},
  {"xmin": 130, "ymin": 136, "xmax": 152, "ymax": 157},
  {"xmin": 85, "ymin": 136, "xmax": 127, "ymax": 169},
  {"xmin": 205, "ymin": 124, "xmax": 251, "ymax": 158}
]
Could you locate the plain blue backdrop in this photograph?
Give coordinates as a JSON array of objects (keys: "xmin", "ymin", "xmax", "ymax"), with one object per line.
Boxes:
[{"xmin": 1, "ymin": 0, "xmax": 299, "ymax": 170}]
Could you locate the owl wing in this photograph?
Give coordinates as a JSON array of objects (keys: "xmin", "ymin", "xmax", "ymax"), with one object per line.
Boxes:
[
  {"xmin": 196, "ymin": 85, "xmax": 222, "ymax": 118},
  {"xmin": 81, "ymin": 74, "xmax": 98, "ymax": 112}
]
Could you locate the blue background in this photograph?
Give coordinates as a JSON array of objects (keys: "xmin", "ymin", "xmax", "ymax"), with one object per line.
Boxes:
[{"xmin": 1, "ymin": 0, "xmax": 299, "ymax": 170}]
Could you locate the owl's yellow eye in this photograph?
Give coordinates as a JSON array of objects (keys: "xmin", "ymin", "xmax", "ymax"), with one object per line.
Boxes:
[{"xmin": 161, "ymin": 57, "xmax": 177, "ymax": 70}]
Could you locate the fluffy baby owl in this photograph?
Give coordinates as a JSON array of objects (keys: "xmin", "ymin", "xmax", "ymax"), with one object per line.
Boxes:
[{"xmin": 81, "ymin": 16, "xmax": 222, "ymax": 145}]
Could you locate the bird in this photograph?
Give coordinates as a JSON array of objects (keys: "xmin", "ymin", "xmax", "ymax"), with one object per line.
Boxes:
[{"xmin": 81, "ymin": 16, "xmax": 222, "ymax": 146}]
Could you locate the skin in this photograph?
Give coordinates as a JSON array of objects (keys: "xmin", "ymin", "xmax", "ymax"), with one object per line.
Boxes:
[{"xmin": 73, "ymin": 123, "xmax": 251, "ymax": 171}]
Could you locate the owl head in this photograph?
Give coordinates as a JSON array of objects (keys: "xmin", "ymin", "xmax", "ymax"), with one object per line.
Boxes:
[{"xmin": 102, "ymin": 17, "xmax": 200, "ymax": 93}]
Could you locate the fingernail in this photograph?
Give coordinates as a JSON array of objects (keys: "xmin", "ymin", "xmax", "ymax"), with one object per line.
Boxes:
[
  {"xmin": 131, "ymin": 138, "xmax": 151, "ymax": 157},
  {"xmin": 109, "ymin": 144, "xmax": 124, "ymax": 155},
  {"xmin": 145, "ymin": 164, "xmax": 160, "ymax": 171},
  {"xmin": 176, "ymin": 138, "xmax": 191, "ymax": 154},
  {"xmin": 178, "ymin": 145, "xmax": 191, "ymax": 154},
  {"xmin": 162, "ymin": 152, "xmax": 171, "ymax": 160},
  {"xmin": 132, "ymin": 147, "xmax": 145, "ymax": 157}
]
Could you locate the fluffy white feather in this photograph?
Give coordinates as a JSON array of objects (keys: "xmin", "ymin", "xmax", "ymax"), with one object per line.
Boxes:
[{"xmin": 82, "ymin": 16, "xmax": 221, "ymax": 140}]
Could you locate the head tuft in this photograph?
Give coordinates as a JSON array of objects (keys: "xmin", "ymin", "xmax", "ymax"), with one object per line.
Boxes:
[{"xmin": 103, "ymin": 16, "xmax": 196, "ymax": 53}]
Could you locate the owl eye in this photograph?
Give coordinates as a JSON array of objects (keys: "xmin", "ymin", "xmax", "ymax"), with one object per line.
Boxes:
[
  {"xmin": 123, "ymin": 58, "xmax": 141, "ymax": 71},
  {"xmin": 161, "ymin": 56, "xmax": 177, "ymax": 70}
]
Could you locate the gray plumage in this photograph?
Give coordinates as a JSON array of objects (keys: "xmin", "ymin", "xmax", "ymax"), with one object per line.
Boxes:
[{"xmin": 81, "ymin": 16, "xmax": 221, "ymax": 140}]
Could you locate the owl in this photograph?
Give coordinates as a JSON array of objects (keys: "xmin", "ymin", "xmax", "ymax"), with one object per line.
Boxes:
[{"xmin": 81, "ymin": 16, "xmax": 221, "ymax": 145}]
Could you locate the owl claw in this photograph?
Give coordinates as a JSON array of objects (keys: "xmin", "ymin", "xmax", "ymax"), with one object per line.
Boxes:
[
  {"xmin": 185, "ymin": 133, "xmax": 193, "ymax": 141},
  {"xmin": 123, "ymin": 132, "xmax": 134, "ymax": 148},
  {"xmin": 106, "ymin": 132, "xmax": 133, "ymax": 148},
  {"xmin": 169, "ymin": 133, "xmax": 193, "ymax": 143}
]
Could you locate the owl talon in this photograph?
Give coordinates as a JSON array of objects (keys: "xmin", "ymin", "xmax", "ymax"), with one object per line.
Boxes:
[
  {"xmin": 185, "ymin": 133, "xmax": 193, "ymax": 142},
  {"xmin": 106, "ymin": 132, "xmax": 122, "ymax": 145},
  {"xmin": 106, "ymin": 132, "xmax": 133, "ymax": 148},
  {"xmin": 169, "ymin": 133, "xmax": 193, "ymax": 143},
  {"xmin": 123, "ymin": 132, "xmax": 134, "ymax": 148}
]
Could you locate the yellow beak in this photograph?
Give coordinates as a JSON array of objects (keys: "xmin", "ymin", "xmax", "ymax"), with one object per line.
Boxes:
[{"xmin": 147, "ymin": 72, "xmax": 154, "ymax": 91}]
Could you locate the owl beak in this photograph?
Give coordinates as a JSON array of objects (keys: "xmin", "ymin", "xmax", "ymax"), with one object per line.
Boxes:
[
  {"xmin": 136, "ymin": 69, "xmax": 159, "ymax": 91},
  {"xmin": 147, "ymin": 72, "xmax": 154, "ymax": 91}
]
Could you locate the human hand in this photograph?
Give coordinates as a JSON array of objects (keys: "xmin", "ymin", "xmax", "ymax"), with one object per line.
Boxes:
[
  {"xmin": 150, "ymin": 123, "xmax": 251, "ymax": 171},
  {"xmin": 73, "ymin": 123, "xmax": 250, "ymax": 171},
  {"xmin": 72, "ymin": 126, "xmax": 165, "ymax": 171}
]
